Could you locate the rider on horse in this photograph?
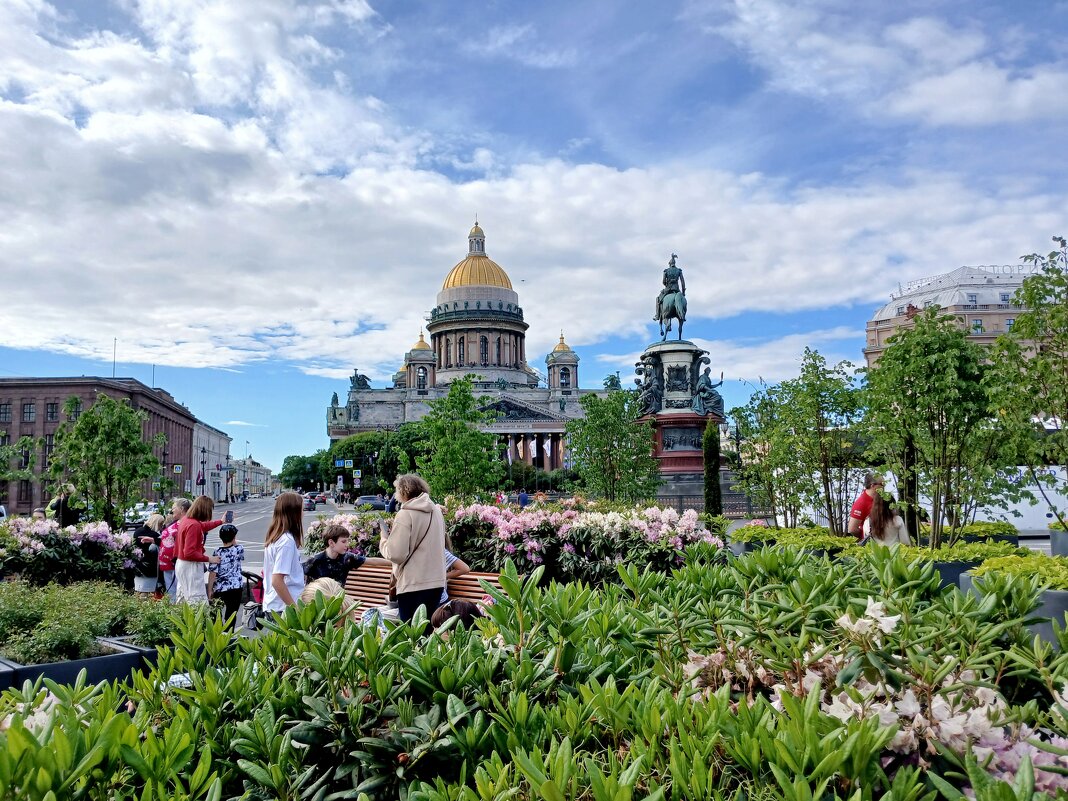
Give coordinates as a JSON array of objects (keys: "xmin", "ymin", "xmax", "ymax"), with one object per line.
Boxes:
[{"xmin": 654, "ymin": 254, "xmax": 687, "ymax": 339}]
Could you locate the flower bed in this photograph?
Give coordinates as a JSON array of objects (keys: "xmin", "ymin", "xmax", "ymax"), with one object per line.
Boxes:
[
  {"xmin": 449, "ymin": 503, "xmax": 722, "ymax": 584},
  {"xmin": 0, "ymin": 518, "xmax": 135, "ymax": 585},
  {"xmin": 3, "ymin": 550, "xmax": 1068, "ymax": 798}
]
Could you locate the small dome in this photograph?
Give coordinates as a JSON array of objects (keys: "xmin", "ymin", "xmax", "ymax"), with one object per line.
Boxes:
[
  {"xmin": 552, "ymin": 332, "xmax": 572, "ymax": 353},
  {"xmin": 411, "ymin": 331, "xmax": 431, "ymax": 351},
  {"xmin": 469, "ymin": 222, "xmax": 485, "ymax": 238}
]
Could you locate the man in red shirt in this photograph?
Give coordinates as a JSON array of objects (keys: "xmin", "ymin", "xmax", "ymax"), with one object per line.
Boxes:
[{"xmin": 847, "ymin": 473, "xmax": 885, "ymax": 540}]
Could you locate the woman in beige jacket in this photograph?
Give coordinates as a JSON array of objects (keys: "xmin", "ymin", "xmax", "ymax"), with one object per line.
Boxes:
[{"xmin": 380, "ymin": 474, "xmax": 446, "ymax": 624}]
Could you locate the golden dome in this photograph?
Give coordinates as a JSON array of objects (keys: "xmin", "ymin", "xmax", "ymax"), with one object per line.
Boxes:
[
  {"xmin": 552, "ymin": 332, "xmax": 572, "ymax": 352},
  {"xmin": 411, "ymin": 331, "xmax": 431, "ymax": 351},
  {"xmin": 442, "ymin": 255, "xmax": 512, "ymax": 290},
  {"xmin": 469, "ymin": 223, "xmax": 485, "ymax": 238}
]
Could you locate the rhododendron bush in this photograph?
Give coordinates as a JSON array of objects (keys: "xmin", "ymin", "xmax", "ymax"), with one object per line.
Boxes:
[
  {"xmin": 0, "ymin": 517, "xmax": 135, "ymax": 585},
  {"xmin": 447, "ymin": 502, "xmax": 722, "ymax": 583},
  {"xmin": 3, "ymin": 549, "xmax": 1068, "ymax": 797}
]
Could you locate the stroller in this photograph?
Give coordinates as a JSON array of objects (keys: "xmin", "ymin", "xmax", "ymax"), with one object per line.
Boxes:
[{"xmin": 240, "ymin": 570, "xmax": 266, "ymax": 631}]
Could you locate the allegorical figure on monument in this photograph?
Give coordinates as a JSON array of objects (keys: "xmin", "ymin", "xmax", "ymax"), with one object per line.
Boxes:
[
  {"xmin": 350, "ymin": 369, "xmax": 371, "ymax": 390},
  {"xmin": 635, "ymin": 367, "xmax": 663, "ymax": 416},
  {"xmin": 691, "ymin": 367, "xmax": 724, "ymax": 418},
  {"xmin": 654, "ymin": 253, "xmax": 688, "ymax": 340}
]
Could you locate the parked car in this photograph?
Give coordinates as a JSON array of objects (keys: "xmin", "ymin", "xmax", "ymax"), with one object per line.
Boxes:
[
  {"xmin": 315, "ymin": 493, "xmax": 327, "ymax": 504},
  {"xmin": 355, "ymin": 495, "xmax": 387, "ymax": 511}
]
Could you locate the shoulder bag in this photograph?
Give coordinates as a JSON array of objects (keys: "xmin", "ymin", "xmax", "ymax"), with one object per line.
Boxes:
[{"xmin": 386, "ymin": 514, "xmax": 434, "ymax": 601}]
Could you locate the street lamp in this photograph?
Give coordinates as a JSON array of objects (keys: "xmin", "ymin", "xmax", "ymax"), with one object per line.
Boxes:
[
  {"xmin": 225, "ymin": 453, "xmax": 232, "ymax": 503},
  {"xmin": 200, "ymin": 447, "xmax": 207, "ymax": 497},
  {"xmin": 160, "ymin": 447, "xmax": 168, "ymax": 504}
]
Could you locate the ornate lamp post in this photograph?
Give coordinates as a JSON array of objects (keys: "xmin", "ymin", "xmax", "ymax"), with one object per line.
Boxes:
[
  {"xmin": 199, "ymin": 447, "xmax": 207, "ymax": 497},
  {"xmin": 160, "ymin": 447, "xmax": 168, "ymax": 504}
]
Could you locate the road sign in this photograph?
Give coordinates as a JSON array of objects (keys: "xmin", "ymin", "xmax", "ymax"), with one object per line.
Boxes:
[
  {"xmin": 354, "ymin": 478, "xmax": 361, "ymax": 488},
  {"xmin": 335, "ymin": 459, "xmax": 344, "ymax": 468},
  {"xmin": 344, "ymin": 459, "xmax": 354, "ymax": 468},
  {"xmin": 354, "ymin": 469, "xmax": 362, "ymax": 477},
  {"xmin": 173, "ymin": 465, "xmax": 183, "ymax": 474},
  {"xmin": 337, "ymin": 475, "xmax": 343, "ymax": 487}
]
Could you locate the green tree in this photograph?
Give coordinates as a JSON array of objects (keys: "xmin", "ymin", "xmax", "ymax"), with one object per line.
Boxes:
[
  {"xmin": 565, "ymin": 390, "xmax": 660, "ymax": 503},
  {"xmin": 702, "ymin": 419, "xmax": 722, "ymax": 517},
  {"xmin": 48, "ymin": 394, "xmax": 163, "ymax": 529},
  {"xmin": 730, "ymin": 384, "xmax": 807, "ymax": 527},
  {"xmin": 780, "ymin": 349, "xmax": 866, "ymax": 535},
  {"xmin": 992, "ymin": 236, "xmax": 1068, "ymax": 529},
  {"xmin": 416, "ymin": 376, "xmax": 504, "ymax": 498},
  {"xmin": 278, "ymin": 454, "xmax": 320, "ymax": 491},
  {"xmin": 864, "ymin": 308, "xmax": 1026, "ymax": 547},
  {"xmin": 0, "ymin": 431, "xmax": 39, "ymax": 485}
]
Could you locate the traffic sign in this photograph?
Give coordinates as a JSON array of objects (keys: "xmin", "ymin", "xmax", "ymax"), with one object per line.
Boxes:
[
  {"xmin": 344, "ymin": 459, "xmax": 354, "ymax": 468},
  {"xmin": 173, "ymin": 465, "xmax": 183, "ymax": 474},
  {"xmin": 354, "ymin": 478, "xmax": 361, "ymax": 488},
  {"xmin": 335, "ymin": 459, "xmax": 344, "ymax": 468},
  {"xmin": 354, "ymin": 469, "xmax": 362, "ymax": 477}
]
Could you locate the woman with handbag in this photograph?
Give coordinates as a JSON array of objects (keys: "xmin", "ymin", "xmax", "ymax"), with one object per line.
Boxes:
[{"xmin": 380, "ymin": 473, "xmax": 446, "ymax": 626}]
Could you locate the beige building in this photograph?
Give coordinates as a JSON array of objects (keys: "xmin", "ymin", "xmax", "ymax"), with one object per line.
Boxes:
[
  {"xmin": 327, "ymin": 223, "xmax": 605, "ymax": 469},
  {"xmin": 864, "ymin": 265, "xmax": 1036, "ymax": 367}
]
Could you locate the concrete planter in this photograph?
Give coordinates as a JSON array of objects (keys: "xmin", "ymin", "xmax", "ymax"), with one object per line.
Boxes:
[
  {"xmin": 958, "ymin": 572, "xmax": 1068, "ymax": 649},
  {"xmin": 0, "ymin": 637, "xmax": 154, "ymax": 691},
  {"xmin": 1051, "ymin": 529, "xmax": 1068, "ymax": 558},
  {"xmin": 931, "ymin": 561, "xmax": 980, "ymax": 591}
]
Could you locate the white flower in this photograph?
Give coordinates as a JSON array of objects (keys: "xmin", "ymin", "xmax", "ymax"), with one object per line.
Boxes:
[
  {"xmin": 801, "ymin": 670, "xmax": 822, "ymax": 692},
  {"xmin": 895, "ymin": 689, "xmax": 921, "ymax": 718},
  {"xmin": 864, "ymin": 597, "xmax": 901, "ymax": 633},
  {"xmin": 836, "ymin": 613, "xmax": 874, "ymax": 635}
]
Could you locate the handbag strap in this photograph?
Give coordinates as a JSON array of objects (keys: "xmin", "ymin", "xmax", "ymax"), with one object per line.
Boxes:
[{"xmin": 398, "ymin": 514, "xmax": 434, "ymax": 570}]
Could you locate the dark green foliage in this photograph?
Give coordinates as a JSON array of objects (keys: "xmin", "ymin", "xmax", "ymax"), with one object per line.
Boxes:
[
  {"xmin": 0, "ymin": 580, "xmax": 174, "ymax": 664},
  {"xmin": 703, "ymin": 420, "xmax": 722, "ymax": 517}
]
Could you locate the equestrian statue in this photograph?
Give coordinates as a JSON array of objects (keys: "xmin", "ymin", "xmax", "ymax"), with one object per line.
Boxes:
[{"xmin": 654, "ymin": 253, "xmax": 687, "ymax": 341}]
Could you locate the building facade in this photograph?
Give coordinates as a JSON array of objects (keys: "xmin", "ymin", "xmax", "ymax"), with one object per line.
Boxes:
[
  {"xmin": 0, "ymin": 377, "xmax": 200, "ymax": 516},
  {"xmin": 192, "ymin": 422, "xmax": 233, "ymax": 501},
  {"xmin": 864, "ymin": 265, "xmax": 1037, "ymax": 367},
  {"xmin": 230, "ymin": 457, "xmax": 271, "ymax": 497},
  {"xmin": 326, "ymin": 223, "xmax": 603, "ymax": 466}
]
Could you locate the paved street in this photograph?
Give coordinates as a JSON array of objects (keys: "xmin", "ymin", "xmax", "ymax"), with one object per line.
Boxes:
[{"xmin": 202, "ymin": 495, "xmax": 342, "ymax": 574}]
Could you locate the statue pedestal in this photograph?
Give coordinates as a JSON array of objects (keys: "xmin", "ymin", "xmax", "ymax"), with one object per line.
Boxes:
[{"xmin": 634, "ymin": 339, "xmax": 725, "ymax": 507}]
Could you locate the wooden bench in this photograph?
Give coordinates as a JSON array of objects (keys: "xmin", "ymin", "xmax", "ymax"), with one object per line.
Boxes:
[{"xmin": 343, "ymin": 563, "xmax": 503, "ymax": 617}]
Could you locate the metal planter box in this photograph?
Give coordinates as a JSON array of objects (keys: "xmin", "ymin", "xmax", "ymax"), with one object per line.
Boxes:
[{"xmin": 0, "ymin": 637, "xmax": 156, "ymax": 691}]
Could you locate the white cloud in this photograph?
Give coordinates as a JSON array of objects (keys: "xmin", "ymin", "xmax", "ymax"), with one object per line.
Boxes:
[
  {"xmin": 0, "ymin": 1, "xmax": 1065, "ymax": 389},
  {"xmin": 703, "ymin": 1, "xmax": 1068, "ymax": 126},
  {"xmin": 461, "ymin": 23, "xmax": 577, "ymax": 68},
  {"xmin": 225, "ymin": 420, "xmax": 267, "ymax": 427},
  {"xmin": 595, "ymin": 327, "xmax": 861, "ymax": 385}
]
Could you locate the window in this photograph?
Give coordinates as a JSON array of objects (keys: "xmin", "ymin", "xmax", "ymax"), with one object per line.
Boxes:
[
  {"xmin": 559, "ymin": 367, "xmax": 571, "ymax": 388},
  {"xmin": 1000, "ymin": 292, "xmax": 1011, "ymax": 303},
  {"xmin": 0, "ymin": 433, "xmax": 8, "ymax": 446},
  {"xmin": 0, "ymin": 403, "xmax": 10, "ymax": 423},
  {"xmin": 480, "ymin": 336, "xmax": 489, "ymax": 365},
  {"xmin": 416, "ymin": 366, "xmax": 427, "ymax": 390},
  {"xmin": 22, "ymin": 402, "xmax": 35, "ymax": 423},
  {"xmin": 896, "ymin": 306, "xmax": 905, "ymax": 316},
  {"xmin": 445, "ymin": 339, "xmax": 452, "ymax": 367},
  {"xmin": 18, "ymin": 480, "xmax": 32, "ymax": 504},
  {"xmin": 496, "ymin": 337, "xmax": 501, "ymax": 364},
  {"xmin": 1006, "ymin": 318, "xmax": 1015, "ymax": 330},
  {"xmin": 68, "ymin": 399, "xmax": 83, "ymax": 421},
  {"xmin": 458, "ymin": 338, "xmax": 465, "ymax": 365},
  {"xmin": 923, "ymin": 301, "xmax": 933, "ymax": 309},
  {"xmin": 971, "ymin": 319, "xmax": 984, "ymax": 334},
  {"xmin": 966, "ymin": 293, "xmax": 978, "ymax": 306},
  {"xmin": 45, "ymin": 402, "xmax": 58, "ymax": 422}
]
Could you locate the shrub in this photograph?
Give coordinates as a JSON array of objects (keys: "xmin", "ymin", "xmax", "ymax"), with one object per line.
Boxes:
[
  {"xmin": 0, "ymin": 518, "xmax": 135, "ymax": 585},
  {"xmin": 959, "ymin": 521, "xmax": 1018, "ymax": 539},
  {"xmin": 974, "ymin": 553, "xmax": 1068, "ymax": 591},
  {"xmin": 304, "ymin": 512, "xmax": 390, "ymax": 557},
  {"xmin": 0, "ymin": 580, "xmax": 171, "ymax": 664}
]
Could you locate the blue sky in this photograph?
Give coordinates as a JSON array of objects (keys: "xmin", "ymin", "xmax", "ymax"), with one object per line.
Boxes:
[{"xmin": 2, "ymin": 0, "xmax": 1066, "ymax": 472}]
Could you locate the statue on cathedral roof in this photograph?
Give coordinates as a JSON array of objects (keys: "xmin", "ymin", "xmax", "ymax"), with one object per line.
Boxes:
[
  {"xmin": 330, "ymin": 391, "xmax": 339, "ymax": 407},
  {"xmin": 350, "ymin": 369, "xmax": 371, "ymax": 390}
]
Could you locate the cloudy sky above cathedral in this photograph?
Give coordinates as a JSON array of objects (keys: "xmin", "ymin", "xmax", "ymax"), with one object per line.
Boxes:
[{"xmin": 2, "ymin": 0, "xmax": 1065, "ymax": 468}]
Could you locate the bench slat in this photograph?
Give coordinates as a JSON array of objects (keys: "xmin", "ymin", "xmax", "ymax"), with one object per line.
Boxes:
[{"xmin": 342, "ymin": 564, "xmax": 503, "ymax": 613}]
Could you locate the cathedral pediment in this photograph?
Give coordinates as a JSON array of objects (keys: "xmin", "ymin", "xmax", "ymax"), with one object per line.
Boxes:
[{"xmin": 480, "ymin": 394, "xmax": 565, "ymax": 422}]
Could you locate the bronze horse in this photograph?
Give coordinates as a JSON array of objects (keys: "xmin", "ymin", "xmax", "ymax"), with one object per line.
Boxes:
[{"xmin": 658, "ymin": 291, "xmax": 687, "ymax": 341}]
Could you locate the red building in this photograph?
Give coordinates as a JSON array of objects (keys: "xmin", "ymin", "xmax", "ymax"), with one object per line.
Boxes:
[{"xmin": 0, "ymin": 377, "xmax": 198, "ymax": 516}]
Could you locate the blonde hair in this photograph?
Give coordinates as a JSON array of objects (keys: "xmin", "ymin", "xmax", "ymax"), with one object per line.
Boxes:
[
  {"xmin": 300, "ymin": 577, "xmax": 357, "ymax": 625},
  {"xmin": 187, "ymin": 496, "xmax": 215, "ymax": 522},
  {"xmin": 145, "ymin": 514, "xmax": 165, "ymax": 532},
  {"xmin": 393, "ymin": 473, "xmax": 430, "ymax": 502}
]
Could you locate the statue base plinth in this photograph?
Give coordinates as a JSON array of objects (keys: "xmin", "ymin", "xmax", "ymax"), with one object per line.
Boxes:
[{"xmin": 641, "ymin": 411, "xmax": 723, "ymax": 474}]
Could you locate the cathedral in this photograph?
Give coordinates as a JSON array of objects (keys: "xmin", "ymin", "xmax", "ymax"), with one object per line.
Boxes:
[{"xmin": 327, "ymin": 223, "xmax": 606, "ymax": 470}]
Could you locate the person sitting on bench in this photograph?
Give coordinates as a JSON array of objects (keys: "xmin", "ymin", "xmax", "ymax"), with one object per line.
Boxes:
[{"xmin": 305, "ymin": 524, "xmax": 390, "ymax": 584}]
